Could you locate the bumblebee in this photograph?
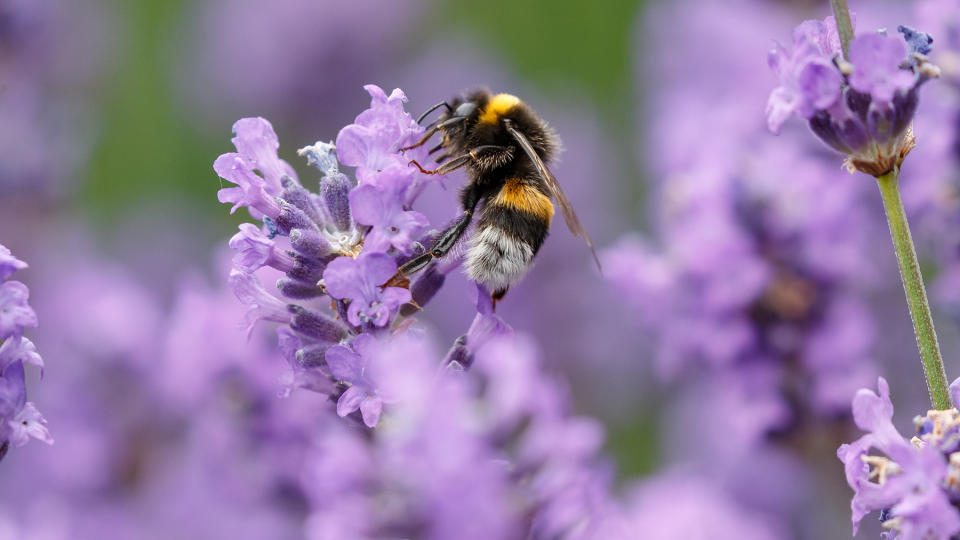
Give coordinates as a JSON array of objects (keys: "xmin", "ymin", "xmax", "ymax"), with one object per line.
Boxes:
[{"xmin": 389, "ymin": 89, "xmax": 600, "ymax": 302}]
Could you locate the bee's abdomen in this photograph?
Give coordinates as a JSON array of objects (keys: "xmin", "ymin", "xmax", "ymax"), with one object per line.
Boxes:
[{"xmin": 466, "ymin": 179, "xmax": 553, "ymax": 291}]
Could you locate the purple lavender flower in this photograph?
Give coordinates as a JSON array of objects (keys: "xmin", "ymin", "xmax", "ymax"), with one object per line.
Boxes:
[
  {"xmin": 0, "ymin": 244, "xmax": 49, "ymax": 460},
  {"xmin": 324, "ymin": 333, "xmax": 387, "ymax": 427},
  {"xmin": 837, "ymin": 377, "xmax": 960, "ymax": 539},
  {"xmin": 215, "ymin": 85, "xmax": 452, "ymax": 427},
  {"xmin": 767, "ymin": 17, "xmax": 940, "ymax": 176},
  {"xmin": 228, "ymin": 223, "xmax": 296, "ymax": 274},
  {"xmin": 0, "ymin": 251, "xmax": 321, "ymax": 538},
  {"xmin": 0, "ymin": 246, "xmax": 27, "ymax": 282},
  {"xmin": 0, "ymin": 281, "xmax": 37, "ymax": 341},
  {"xmin": 849, "ymin": 33, "xmax": 917, "ymax": 103},
  {"xmin": 323, "ymin": 253, "xmax": 411, "ymax": 328},
  {"xmin": 299, "ymin": 326, "xmax": 619, "ymax": 539},
  {"xmin": 213, "ymin": 117, "xmax": 292, "ymax": 219},
  {"xmin": 336, "ymin": 85, "xmax": 422, "ymax": 182},
  {"xmin": 349, "ymin": 183, "xmax": 428, "ymax": 254},
  {"xmin": 612, "ymin": 5, "xmax": 890, "ymax": 535}
]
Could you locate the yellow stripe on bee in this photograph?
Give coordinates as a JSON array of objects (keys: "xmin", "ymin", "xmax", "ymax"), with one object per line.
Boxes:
[
  {"xmin": 492, "ymin": 179, "xmax": 555, "ymax": 222},
  {"xmin": 478, "ymin": 93, "xmax": 521, "ymax": 125}
]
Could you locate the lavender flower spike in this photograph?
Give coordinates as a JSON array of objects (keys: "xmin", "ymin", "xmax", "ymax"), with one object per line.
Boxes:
[
  {"xmin": 768, "ymin": 17, "xmax": 940, "ymax": 176},
  {"xmin": 0, "ymin": 244, "xmax": 50, "ymax": 461},
  {"xmin": 216, "ymin": 86, "xmax": 442, "ymax": 417}
]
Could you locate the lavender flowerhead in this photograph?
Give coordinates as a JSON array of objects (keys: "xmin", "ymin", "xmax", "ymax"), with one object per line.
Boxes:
[
  {"xmin": 214, "ymin": 85, "xmax": 456, "ymax": 426},
  {"xmin": 0, "ymin": 244, "xmax": 50, "ymax": 461},
  {"xmin": 768, "ymin": 17, "xmax": 940, "ymax": 176}
]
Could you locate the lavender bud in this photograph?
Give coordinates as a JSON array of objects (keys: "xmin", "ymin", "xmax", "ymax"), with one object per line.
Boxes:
[
  {"xmin": 288, "ymin": 305, "xmax": 347, "ymax": 343},
  {"xmin": 277, "ymin": 278, "xmax": 325, "ymax": 299}
]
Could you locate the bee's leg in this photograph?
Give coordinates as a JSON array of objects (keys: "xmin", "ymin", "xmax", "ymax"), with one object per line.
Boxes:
[
  {"xmin": 416, "ymin": 101, "xmax": 452, "ymax": 125},
  {"xmin": 409, "ymin": 145, "xmax": 511, "ymax": 175},
  {"xmin": 383, "ymin": 183, "xmax": 484, "ymax": 288},
  {"xmin": 491, "ymin": 287, "xmax": 509, "ymax": 311},
  {"xmin": 400, "ymin": 126, "xmax": 439, "ymax": 152},
  {"xmin": 401, "ymin": 116, "xmax": 468, "ymax": 152},
  {"xmin": 410, "ymin": 155, "xmax": 471, "ymax": 175}
]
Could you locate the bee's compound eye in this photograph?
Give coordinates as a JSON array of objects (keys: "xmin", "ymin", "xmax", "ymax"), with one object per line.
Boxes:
[{"xmin": 454, "ymin": 102, "xmax": 476, "ymax": 117}]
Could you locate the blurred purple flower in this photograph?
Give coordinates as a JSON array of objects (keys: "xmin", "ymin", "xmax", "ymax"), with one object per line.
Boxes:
[
  {"xmin": 228, "ymin": 269, "xmax": 294, "ymax": 336},
  {"xmin": 0, "ymin": 0, "xmax": 115, "ymax": 197},
  {"xmin": 0, "ymin": 281, "xmax": 37, "ymax": 341},
  {"xmin": 0, "ymin": 245, "xmax": 27, "ymax": 281},
  {"xmin": 611, "ymin": 471, "xmax": 785, "ymax": 540},
  {"xmin": 325, "ymin": 334, "xmax": 387, "ymax": 427},
  {"xmin": 228, "ymin": 223, "xmax": 295, "ymax": 274},
  {"xmin": 837, "ymin": 377, "xmax": 960, "ymax": 539},
  {"xmin": 0, "ymin": 337, "xmax": 42, "ymax": 372},
  {"xmin": 177, "ymin": 0, "xmax": 426, "ymax": 135},
  {"xmin": 0, "ymin": 244, "xmax": 49, "ymax": 461}
]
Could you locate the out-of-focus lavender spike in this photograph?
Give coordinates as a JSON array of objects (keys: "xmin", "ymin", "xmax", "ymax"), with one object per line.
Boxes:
[{"xmin": 0, "ymin": 244, "xmax": 50, "ymax": 460}]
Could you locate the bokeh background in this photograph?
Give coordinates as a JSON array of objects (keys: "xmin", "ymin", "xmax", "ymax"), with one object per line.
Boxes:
[{"xmin": 3, "ymin": 0, "xmax": 960, "ymax": 538}]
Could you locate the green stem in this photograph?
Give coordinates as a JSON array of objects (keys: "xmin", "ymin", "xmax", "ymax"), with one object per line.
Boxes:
[
  {"xmin": 876, "ymin": 168, "xmax": 951, "ymax": 409},
  {"xmin": 830, "ymin": 0, "xmax": 855, "ymax": 59}
]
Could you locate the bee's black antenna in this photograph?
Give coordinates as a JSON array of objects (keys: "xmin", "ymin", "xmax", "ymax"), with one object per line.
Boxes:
[{"xmin": 417, "ymin": 101, "xmax": 452, "ymax": 125}]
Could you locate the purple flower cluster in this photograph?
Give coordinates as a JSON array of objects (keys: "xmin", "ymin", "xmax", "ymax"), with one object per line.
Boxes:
[
  {"xmin": 299, "ymin": 306, "xmax": 620, "ymax": 539},
  {"xmin": 607, "ymin": 3, "xmax": 893, "ymax": 532},
  {"xmin": 606, "ymin": 85, "xmax": 877, "ymax": 441},
  {"xmin": 0, "ymin": 244, "xmax": 51, "ymax": 461},
  {"xmin": 837, "ymin": 377, "xmax": 960, "ymax": 539},
  {"xmin": 0, "ymin": 253, "xmax": 319, "ymax": 538},
  {"xmin": 215, "ymin": 85, "xmax": 465, "ymax": 427},
  {"xmin": 767, "ymin": 16, "xmax": 940, "ymax": 176}
]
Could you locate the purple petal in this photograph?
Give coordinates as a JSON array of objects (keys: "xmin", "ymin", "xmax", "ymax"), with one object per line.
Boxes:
[
  {"xmin": 323, "ymin": 256, "xmax": 363, "ymax": 300},
  {"xmin": 380, "ymin": 286, "xmax": 412, "ymax": 311},
  {"xmin": 849, "ymin": 33, "xmax": 914, "ymax": 103},
  {"xmin": 0, "ymin": 281, "xmax": 37, "ymax": 340},
  {"xmin": 325, "ymin": 344, "xmax": 362, "ymax": 382},
  {"xmin": 336, "ymin": 385, "xmax": 365, "ymax": 418},
  {"xmin": 231, "ymin": 117, "xmax": 297, "ymax": 190},
  {"xmin": 851, "ymin": 377, "xmax": 893, "ymax": 432},
  {"xmin": 0, "ymin": 245, "xmax": 27, "ymax": 282},
  {"xmin": 348, "ymin": 184, "xmax": 388, "ymax": 226},
  {"xmin": 358, "ymin": 252, "xmax": 399, "ymax": 287},
  {"xmin": 951, "ymin": 377, "xmax": 960, "ymax": 409},
  {"xmin": 359, "ymin": 396, "xmax": 383, "ymax": 428}
]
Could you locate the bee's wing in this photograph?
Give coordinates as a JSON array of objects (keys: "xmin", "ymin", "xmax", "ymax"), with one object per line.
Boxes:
[{"xmin": 505, "ymin": 123, "xmax": 602, "ymax": 272}]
